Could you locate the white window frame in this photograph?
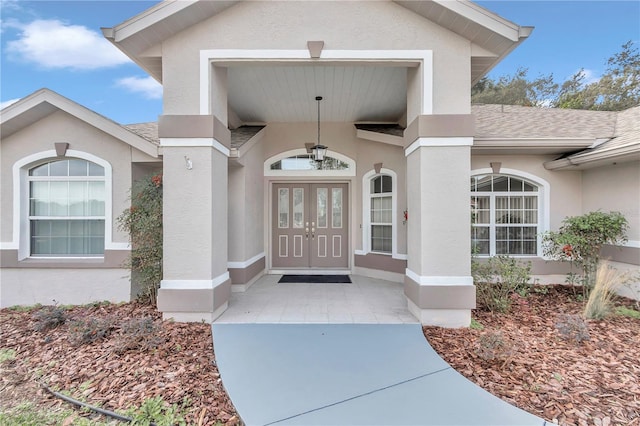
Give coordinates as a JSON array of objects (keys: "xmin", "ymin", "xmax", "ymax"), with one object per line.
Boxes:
[
  {"xmin": 9, "ymin": 150, "xmax": 115, "ymax": 260},
  {"xmin": 470, "ymin": 168, "xmax": 550, "ymax": 257},
  {"xmin": 264, "ymin": 148, "xmax": 356, "ymax": 177},
  {"xmin": 361, "ymin": 168, "xmax": 399, "ymax": 258}
]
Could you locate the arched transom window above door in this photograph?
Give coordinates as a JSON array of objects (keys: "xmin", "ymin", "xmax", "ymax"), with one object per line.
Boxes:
[{"xmin": 264, "ymin": 149, "xmax": 356, "ymax": 177}]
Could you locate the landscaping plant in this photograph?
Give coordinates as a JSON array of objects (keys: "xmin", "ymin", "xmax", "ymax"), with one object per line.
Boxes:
[
  {"xmin": 583, "ymin": 261, "xmax": 629, "ymax": 319},
  {"xmin": 542, "ymin": 211, "xmax": 628, "ymax": 296},
  {"xmin": 471, "ymin": 255, "xmax": 533, "ymax": 313},
  {"xmin": 118, "ymin": 173, "xmax": 163, "ymax": 305}
]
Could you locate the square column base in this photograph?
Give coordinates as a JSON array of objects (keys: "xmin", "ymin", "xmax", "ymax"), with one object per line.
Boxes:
[
  {"xmin": 161, "ymin": 302, "xmax": 228, "ymax": 323},
  {"xmin": 157, "ymin": 276, "xmax": 231, "ymax": 323},
  {"xmin": 407, "ymin": 299, "xmax": 471, "ymax": 327}
]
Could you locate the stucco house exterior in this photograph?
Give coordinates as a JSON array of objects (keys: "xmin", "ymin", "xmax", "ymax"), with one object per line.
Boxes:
[{"xmin": 1, "ymin": 1, "xmax": 638, "ymax": 326}]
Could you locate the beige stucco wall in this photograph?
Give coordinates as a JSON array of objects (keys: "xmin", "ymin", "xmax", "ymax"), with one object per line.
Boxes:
[
  {"xmin": 0, "ymin": 268, "xmax": 130, "ymax": 308},
  {"xmin": 162, "ymin": 146, "xmax": 229, "ymax": 280},
  {"xmin": 228, "ymin": 140, "xmax": 265, "ymax": 262},
  {"xmin": 407, "ymin": 145, "xmax": 471, "ymax": 276},
  {"xmin": 471, "ymin": 154, "xmax": 583, "ymax": 231},
  {"xmin": 582, "ymin": 161, "xmax": 640, "ymax": 242},
  {"xmin": 160, "ymin": 1, "xmax": 470, "ymax": 115},
  {"xmin": 0, "ymin": 110, "xmax": 147, "ymax": 246},
  {"xmin": 260, "ymin": 122, "xmax": 408, "ymax": 260}
]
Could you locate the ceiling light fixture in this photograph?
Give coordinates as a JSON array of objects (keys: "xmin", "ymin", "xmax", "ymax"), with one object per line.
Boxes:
[{"xmin": 311, "ymin": 96, "xmax": 327, "ymax": 162}]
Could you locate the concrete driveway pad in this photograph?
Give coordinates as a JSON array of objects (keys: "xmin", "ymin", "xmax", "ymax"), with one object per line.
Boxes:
[{"xmin": 212, "ymin": 323, "xmax": 549, "ymax": 426}]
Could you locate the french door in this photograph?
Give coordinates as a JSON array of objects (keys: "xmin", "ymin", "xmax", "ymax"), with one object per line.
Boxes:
[{"xmin": 272, "ymin": 183, "xmax": 348, "ymax": 269}]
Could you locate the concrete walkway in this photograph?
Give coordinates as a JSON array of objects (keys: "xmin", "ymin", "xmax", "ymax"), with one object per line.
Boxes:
[{"xmin": 212, "ymin": 323, "xmax": 550, "ymax": 426}]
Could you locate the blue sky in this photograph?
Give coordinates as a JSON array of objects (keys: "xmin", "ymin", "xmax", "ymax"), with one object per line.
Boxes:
[{"xmin": 1, "ymin": 1, "xmax": 639, "ymax": 124}]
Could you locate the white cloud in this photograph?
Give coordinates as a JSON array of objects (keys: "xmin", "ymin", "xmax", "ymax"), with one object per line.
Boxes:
[
  {"xmin": 0, "ymin": 98, "xmax": 20, "ymax": 110},
  {"xmin": 115, "ymin": 76, "xmax": 163, "ymax": 100},
  {"xmin": 578, "ymin": 69, "xmax": 601, "ymax": 85},
  {"xmin": 572, "ymin": 68, "xmax": 602, "ymax": 85},
  {"xmin": 6, "ymin": 19, "xmax": 131, "ymax": 70},
  {"xmin": 0, "ymin": 0, "xmax": 21, "ymax": 12}
]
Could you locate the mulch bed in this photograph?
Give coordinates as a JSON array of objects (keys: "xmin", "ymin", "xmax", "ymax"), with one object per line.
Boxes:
[
  {"xmin": 424, "ymin": 285, "xmax": 640, "ymax": 426},
  {"xmin": 1, "ymin": 286, "xmax": 638, "ymax": 426},
  {"xmin": 0, "ymin": 302, "xmax": 239, "ymax": 425}
]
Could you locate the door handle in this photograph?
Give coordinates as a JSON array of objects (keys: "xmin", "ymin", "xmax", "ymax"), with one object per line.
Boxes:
[
  {"xmin": 311, "ymin": 227, "xmax": 315, "ymax": 239},
  {"xmin": 305, "ymin": 226, "xmax": 309, "ymax": 239}
]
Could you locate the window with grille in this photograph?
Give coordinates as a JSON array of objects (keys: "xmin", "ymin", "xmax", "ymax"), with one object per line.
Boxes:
[
  {"xmin": 471, "ymin": 174, "xmax": 539, "ymax": 256},
  {"xmin": 370, "ymin": 175, "xmax": 393, "ymax": 254},
  {"xmin": 28, "ymin": 159, "xmax": 105, "ymax": 256}
]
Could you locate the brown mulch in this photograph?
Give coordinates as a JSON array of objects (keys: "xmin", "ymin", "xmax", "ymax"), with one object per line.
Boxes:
[
  {"xmin": 0, "ymin": 302, "xmax": 239, "ymax": 425},
  {"xmin": 1, "ymin": 287, "xmax": 638, "ymax": 426},
  {"xmin": 424, "ymin": 285, "xmax": 640, "ymax": 426}
]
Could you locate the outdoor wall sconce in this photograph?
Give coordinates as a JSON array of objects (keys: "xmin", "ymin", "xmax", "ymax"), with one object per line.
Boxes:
[
  {"xmin": 185, "ymin": 155, "xmax": 193, "ymax": 170},
  {"xmin": 311, "ymin": 96, "xmax": 328, "ymax": 162}
]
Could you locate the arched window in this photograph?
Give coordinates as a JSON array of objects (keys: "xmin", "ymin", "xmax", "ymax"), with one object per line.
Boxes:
[
  {"xmin": 361, "ymin": 168, "xmax": 398, "ymax": 256},
  {"xmin": 470, "ymin": 174, "xmax": 540, "ymax": 256},
  {"xmin": 28, "ymin": 158, "xmax": 105, "ymax": 256},
  {"xmin": 270, "ymin": 154, "xmax": 350, "ymax": 171}
]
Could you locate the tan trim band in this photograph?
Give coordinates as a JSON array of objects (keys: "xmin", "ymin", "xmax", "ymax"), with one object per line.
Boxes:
[
  {"xmin": 157, "ymin": 278, "xmax": 231, "ymax": 312},
  {"xmin": 229, "ymin": 256, "xmax": 266, "ymax": 284},
  {"xmin": 601, "ymin": 244, "xmax": 640, "ymax": 266},
  {"xmin": 0, "ymin": 249, "xmax": 129, "ymax": 269},
  {"xmin": 403, "ymin": 114, "xmax": 475, "ymax": 148},
  {"xmin": 354, "ymin": 253, "xmax": 406, "ymax": 274},
  {"xmin": 158, "ymin": 114, "xmax": 230, "ymax": 148},
  {"xmin": 404, "ymin": 274, "xmax": 476, "ymax": 309}
]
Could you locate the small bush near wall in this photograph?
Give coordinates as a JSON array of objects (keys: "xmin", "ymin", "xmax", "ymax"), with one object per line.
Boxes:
[
  {"xmin": 118, "ymin": 174, "xmax": 163, "ymax": 305},
  {"xmin": 542, "ymin": 211, "xmax": 628, "ymax": 297},
  {"xmin": 472, "ymin": 255, "xmax": 533, "ymax": 313}
]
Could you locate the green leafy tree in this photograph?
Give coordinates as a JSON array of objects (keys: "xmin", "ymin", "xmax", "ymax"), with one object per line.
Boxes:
[
  {"xmin": 542, "ymin": 211, "xmax": 628, "ymax": 293},
  {"xmin": 555, "ymin": 69, "xmax": 599, "ymax": 110},
  {"xmin": 595, "ymin": 41, "xmax": 640, "ymax": 111},
  {"xmin": 118, "ymin": 173, "xmax": 163, "ymax": 305},
  {"xmin": 474, "ymin": 42, "xmax": 639, "ymax": 111},
  {"xmin": 472, "ymin": 67, "xmax": 558, "ymax": 107}
]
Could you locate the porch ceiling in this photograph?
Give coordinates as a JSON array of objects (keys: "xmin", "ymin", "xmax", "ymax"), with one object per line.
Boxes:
[{"xmin": 227, "ymin": 64, "xmax": 407, "ymax": 123}]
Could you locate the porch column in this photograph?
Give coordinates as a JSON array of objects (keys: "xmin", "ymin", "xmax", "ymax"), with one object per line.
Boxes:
[
  {"xmin": 404, "ymin": 115, "xmax": 476, "ymax": 327},
  {"xmin": 156, "ymin": 114, "xmax": 232, "ymax": 322}
]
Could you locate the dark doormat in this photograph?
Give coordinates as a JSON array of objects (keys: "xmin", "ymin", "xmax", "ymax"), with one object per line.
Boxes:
[{"xmin": 278, "ymin": 275, "xmax": 352, "ymax": 284}]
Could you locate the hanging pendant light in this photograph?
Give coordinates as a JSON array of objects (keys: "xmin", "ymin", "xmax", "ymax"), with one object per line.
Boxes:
[{"xmin": 311, "ymin": 96, "xmax": 327, "ymax": 162}]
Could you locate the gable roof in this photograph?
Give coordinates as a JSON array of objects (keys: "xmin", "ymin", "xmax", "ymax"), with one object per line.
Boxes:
[
  {"xmin": 0, "ymin": 89, "xmax": 159, "ymax": 158},
  {"xmin": 102, "ymin": 0, "xmax": 531, "ymax": 85}
]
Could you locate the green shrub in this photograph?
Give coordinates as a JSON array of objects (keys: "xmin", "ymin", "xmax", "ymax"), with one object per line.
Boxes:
[
  {"xmin": 127, "ymin": 396, "xmax": 188, "ymax": 426},
  {"xmin": 113, "ymin": 317, "xmax": 164, "ymax": 354},
  {"xmin": 615, "ymin": 306, "xmax": 640, "ymax": 319},
  {"xmin": 117, "ymin": 173, "xmax": 163, "ymax": 305},
  {"xmin": 472, "ymin": 255, "xmax": 532, "ymax": 313},
  {"xmin": 0, "ymin": 348, "xmax": 16, "ymax": 364},
  {"xmin": 470, "ymin": 318, "xmax": 484, "ymax": 330},
  {"xmin": 475, "ymin": 331, "xmax": 514, "ymax": 364},
  {"xmin": 68, "ymin": 318, "xmax": 116, "ymax": 346},
  {"xmin": 542, "ymin": 211, "xmax": 628, "ymax": 294},
  {"xmin": 555, "ymin": 313, "xmax": 590, "ymax": 343},
  {"xmin": 32, "ymin": 305, "xmax": 68, "ymax": 332}
]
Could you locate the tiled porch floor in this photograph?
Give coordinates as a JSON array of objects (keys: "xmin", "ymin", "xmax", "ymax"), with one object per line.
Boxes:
[{"xmin": 214, "ymin": 274, "xmax": 418, "ymax": 324}]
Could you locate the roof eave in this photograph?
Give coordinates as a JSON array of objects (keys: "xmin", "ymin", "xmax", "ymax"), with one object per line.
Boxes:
[
  {"xmin": 544, "ymin": 144, "xmax": 640, "ymax": 170},
  {"xmin": 472, "ymin": 26, "xmax": 533, "ymax": 85},
  {"xmin": 1, "ymin": 89, "xmax": 159, "ymax": 158}
]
